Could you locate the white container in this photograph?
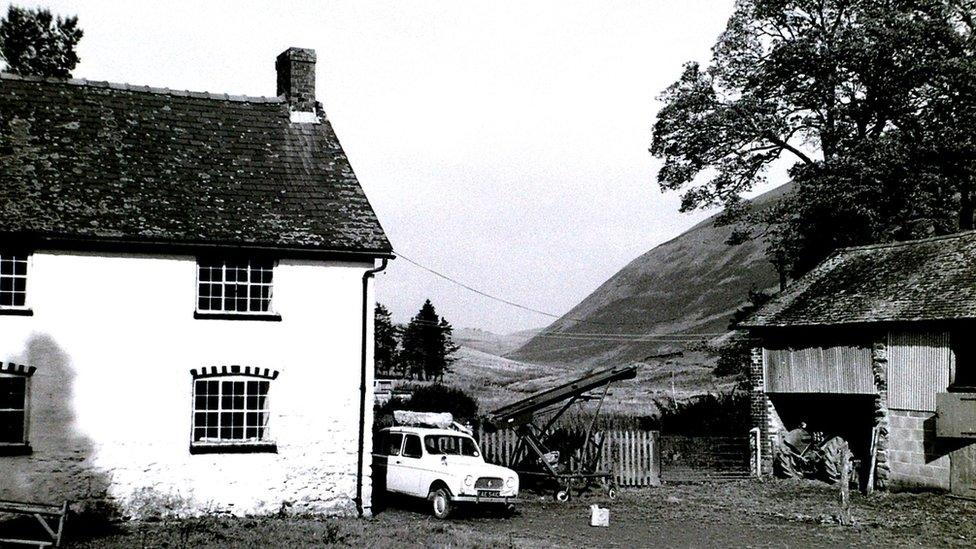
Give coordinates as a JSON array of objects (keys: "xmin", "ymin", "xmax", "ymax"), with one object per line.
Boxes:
[{"xmin": 589, "ymin": 504, "xmax": 609, "ymax": 527}]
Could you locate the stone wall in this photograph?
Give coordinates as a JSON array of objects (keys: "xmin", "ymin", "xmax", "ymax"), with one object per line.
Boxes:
[
  {"xmin": 750, "ymin": 346, "xmax": 784, "ymax": 475},
  {"xmin": 887, "ymin": 410, "xmax": 950, "ymax": 490},
  {"xmin": 871, "ymin": 339, "xmax": 891, "ymax": 489}
]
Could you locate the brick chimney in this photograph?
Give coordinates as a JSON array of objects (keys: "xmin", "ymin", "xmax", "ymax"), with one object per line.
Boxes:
[{"xmin": 276, "ymin": 47, "xmax": 317, "ymax": 114}]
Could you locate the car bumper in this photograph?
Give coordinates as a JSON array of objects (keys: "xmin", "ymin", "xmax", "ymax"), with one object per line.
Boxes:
[{"xmin": 452, "ymin": 493, "xmax": 519, "ymax": 504}]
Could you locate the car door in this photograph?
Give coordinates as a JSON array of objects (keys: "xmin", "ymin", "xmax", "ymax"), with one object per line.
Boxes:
[
  {"xmin": 383, "ymin": 432, "xmax": 408, "ymax": 494},
  {"xmin": 398, "ymin": 433, "xmax": 426, "ymax": 497}
]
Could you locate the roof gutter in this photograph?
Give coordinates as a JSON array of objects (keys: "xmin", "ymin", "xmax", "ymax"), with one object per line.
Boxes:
[
  {"xmin": 12, "ymin": 233, "xmax": 395, "ymax": 261},
  {"xmin": 356, "ymin": 257, "xmax": 389, "ymax": 518}
]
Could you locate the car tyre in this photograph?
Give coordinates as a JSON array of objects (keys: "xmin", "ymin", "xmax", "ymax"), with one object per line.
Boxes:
[{"xmin": 431, "ymin": 488, "xmax": 452, "ymax": 519}]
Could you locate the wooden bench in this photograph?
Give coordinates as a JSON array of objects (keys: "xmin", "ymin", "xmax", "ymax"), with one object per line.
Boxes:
[{"xmin": 0, "ymin": 499, "xmax": 69, "ymax": 548}]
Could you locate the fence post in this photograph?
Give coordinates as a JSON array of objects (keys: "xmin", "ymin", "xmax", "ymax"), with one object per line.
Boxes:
[
  {"xmin": 652, "ymin": 431, "xmax": 661, "ymax": 485},
  {"xmin": 750, "ymin": 427, "xmax": 761, "ymax": 477}
]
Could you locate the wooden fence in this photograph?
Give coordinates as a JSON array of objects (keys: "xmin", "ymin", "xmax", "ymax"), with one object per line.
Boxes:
[{"xmin": 479, "ymin": 429, "xmax": 660, "ymax": 487}]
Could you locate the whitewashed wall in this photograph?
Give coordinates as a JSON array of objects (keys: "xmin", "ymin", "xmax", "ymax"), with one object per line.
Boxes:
[{"xmin": 0, "ymin": 249, "xmax": 377, "ymax": 518}]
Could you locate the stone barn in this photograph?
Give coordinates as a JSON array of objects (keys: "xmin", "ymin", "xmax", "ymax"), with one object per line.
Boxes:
[
  {"xmin": 743, "ymin": 231, "xmax": 976, "ymax": 495},
  {"xmin": 0, "ymin": 48, "xmax": 393, "ymax": 517}
]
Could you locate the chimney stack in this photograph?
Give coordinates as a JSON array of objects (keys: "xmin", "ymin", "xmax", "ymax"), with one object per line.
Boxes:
[{"xmin": 276, "ymin": 47, "xmax": 317, "ymax": 114}]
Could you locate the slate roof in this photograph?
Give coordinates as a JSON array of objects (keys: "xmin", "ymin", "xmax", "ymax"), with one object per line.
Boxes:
[
  {"xmin": 743, "ymin": 230, "xmax": 976, "ymax": 327},
  {"xmin": 0, "ymin": 73, "xmax": 392, "ymax": 257}
]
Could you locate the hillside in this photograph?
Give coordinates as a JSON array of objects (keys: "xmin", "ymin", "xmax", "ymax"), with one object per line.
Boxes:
[{"xmin": 510, "ymin": 184, "xmax": 788, "ymax": 367}]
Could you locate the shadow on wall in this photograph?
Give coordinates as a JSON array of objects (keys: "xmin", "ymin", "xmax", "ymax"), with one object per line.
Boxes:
[
  {"xmin": 922, "ymin": 415, "xmax": 969, "ymax": 464},
  {"xmin": 0, "ymin": 334, "xmax": 119, "ymax": 522}
]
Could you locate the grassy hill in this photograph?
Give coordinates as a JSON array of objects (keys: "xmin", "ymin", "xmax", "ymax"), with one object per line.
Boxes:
[{"xmin": 509, "ymin": 184, "xmax": 788, "ymax": 367}]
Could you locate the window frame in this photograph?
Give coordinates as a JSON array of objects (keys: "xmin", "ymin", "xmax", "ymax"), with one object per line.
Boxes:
[
  {"xmin": 188, "ymin": 368, "xmax": 279, "ymax": 455},
  {"xmin": 376, "ymin": 431, "xmax": 404, "ymax": 457},
  {"xmin": 0, "ymin": 253, "xmax": 33, "ymax": 316},
  {"xmin": 0, "ymin": 363, "xmax": 35, "ymax": 456},
  {"xmin": 193, "ymin": 257, "xmax": 280, "ymax": 321}
]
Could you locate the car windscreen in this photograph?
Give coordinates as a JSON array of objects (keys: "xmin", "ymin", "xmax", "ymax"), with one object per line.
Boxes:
[{"xmin": 424, "ymin": 435, "xmax": 480, "ymax": 457}]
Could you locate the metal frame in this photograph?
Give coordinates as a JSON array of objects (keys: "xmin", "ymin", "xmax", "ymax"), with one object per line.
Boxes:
[{"xmin": 484, "ymin": 364, "xmax": 637, "ymax": 500}]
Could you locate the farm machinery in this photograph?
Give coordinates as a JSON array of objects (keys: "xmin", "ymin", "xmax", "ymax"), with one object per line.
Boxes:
[{"xmin": 483, "ymin": 364, "xmax": 638, "ymax": 501}]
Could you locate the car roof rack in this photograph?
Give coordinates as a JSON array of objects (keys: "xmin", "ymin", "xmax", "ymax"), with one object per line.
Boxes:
[{"xmin": 392, "ymin": 410, "xmax": 473, "ymax": 434}]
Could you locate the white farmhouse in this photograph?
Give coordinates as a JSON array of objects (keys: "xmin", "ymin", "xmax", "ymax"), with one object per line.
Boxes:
[{"xmin": 0, "ymin": 48, "xmax": 393, "ymax": 518}]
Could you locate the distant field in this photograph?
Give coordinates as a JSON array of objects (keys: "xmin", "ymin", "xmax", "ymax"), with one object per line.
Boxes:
[
  {"xmin": 452, "ymin": 327, "xmax": 539, "ymax": 357},
  {"xmin": 429, "ymin": 346, "xmax": 738, "ymax": 417}
]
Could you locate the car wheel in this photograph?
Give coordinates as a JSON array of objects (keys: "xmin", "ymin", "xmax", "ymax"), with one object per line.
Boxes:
[{"xmin": 431, "ymin": 488, "xmax": 452, "ymax": 519}]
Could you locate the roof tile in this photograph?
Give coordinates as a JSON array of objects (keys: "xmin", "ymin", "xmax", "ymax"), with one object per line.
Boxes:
[
  {"xmin": 745, "ymin": 231, "xmax": 976, "ymax": 327},
  {"xmin": 0, "ymin": 73, "xmax": 391, "ymax": 255}
]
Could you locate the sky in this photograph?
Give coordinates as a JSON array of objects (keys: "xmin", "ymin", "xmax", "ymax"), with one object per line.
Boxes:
[{"xmin": 9, "ymin": 0, "xmax": 748, "ymax": 333}]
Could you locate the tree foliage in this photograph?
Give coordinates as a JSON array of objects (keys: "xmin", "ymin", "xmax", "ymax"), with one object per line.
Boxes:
[
  {"xmin": 400, "ymin": 299, "xmax": 460, "ymax": 381},
  {"xmin": 714, "ymin": 288, "xmax": 773, "ymax": 381},
  {"xmin": 652, "ymin": 0, "xmax": 976, "ymax": 278},
  {"xmin": 0, "ymin": 5, "xmax": 83, "ymax": 77},
  {"xmin": 396, "ymin": 384, "xmax": 479, "ymax": 421},
  {"xmin": 374, "ymin": 303, "xmax": 400, "ymax": 378}
]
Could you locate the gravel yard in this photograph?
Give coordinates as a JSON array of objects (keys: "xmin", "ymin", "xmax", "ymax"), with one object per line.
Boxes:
[{"xmin": 66, "ymin": 479, "xmax": 976, "ymax": 547}]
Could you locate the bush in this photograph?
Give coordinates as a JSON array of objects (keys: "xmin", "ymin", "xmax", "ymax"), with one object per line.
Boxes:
[
  {"xmin": 401, "ymin": 384, "xmax": 478, "ymax": 419},
  {"xmin": 374, "ymin": 383, "xmax": 479, "ymax": 431},
  {"xmin": 648, "ymin": 390, "xmax": 751, "ymax": 436}
]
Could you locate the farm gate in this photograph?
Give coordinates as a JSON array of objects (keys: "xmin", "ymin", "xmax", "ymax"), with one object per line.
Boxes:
[
  {"xmin": 479, "ymin": 429, "xmax": 660, "ymax": 487},
  {"xmin": 657, "ymin": 434, "xmax": 755, "ymax": 482}
]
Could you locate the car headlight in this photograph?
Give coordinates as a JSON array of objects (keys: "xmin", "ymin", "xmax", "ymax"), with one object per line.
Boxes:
[
  {"xmin": 506, "ymin": 477, "xmax": 516, "ymax": 489},
  {"xmin": 464, "ymin": 475, "xmax": 474, "ymax": 487}
]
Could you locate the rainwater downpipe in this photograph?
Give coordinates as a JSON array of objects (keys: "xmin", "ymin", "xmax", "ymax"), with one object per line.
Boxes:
[{"xmin": 356, "ymin": 257, "xmax": 388, "ymax": 517}]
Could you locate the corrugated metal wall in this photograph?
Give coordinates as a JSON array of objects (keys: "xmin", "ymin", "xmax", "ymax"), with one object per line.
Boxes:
[
  {"xmin": 764, "ymin": 345, "xmax": 874, "ymax": 394},
  {"xmin": 888, "ymin": 331, "xmax": 951, "ymax": 412}
]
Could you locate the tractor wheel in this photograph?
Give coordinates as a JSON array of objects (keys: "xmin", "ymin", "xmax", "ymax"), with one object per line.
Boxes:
[{"xmin": 431, "ymin": 488, "xmax": 452, "ymax": 519}]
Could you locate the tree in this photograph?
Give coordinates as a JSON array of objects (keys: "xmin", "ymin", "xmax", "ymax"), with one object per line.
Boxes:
[
  {"xmin": 652, "ymin": 0, "xmax": 976, "ymax": 280},
  {"xmin": 713, "ymin": 288, "xmax": 772, "ymax": 382},
  {"xmin": 374, "ymin": 303, "xmax": 401, "ymax": 378},
  {"xmin": 400, "ymin": 300, "xmax": 460, "ymax": 381},
  {"xmin": 0, "ymin": 5, "xmax": 83, "ymax": 77}
]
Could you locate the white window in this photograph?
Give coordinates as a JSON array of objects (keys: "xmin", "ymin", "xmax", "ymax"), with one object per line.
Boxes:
[
  {"xmin": 191, "ymin": 374, "xmax": 274, "ymax": 453},
  {"xmin": 0, "ymin": 364, "xmax": 32, "ymax": 454},
  {"xmin": 0, "ymin": 254, "xmax": 28, "ymax": 310},
  {"xmin": 196, "ymin": 259, "xmax": 274, "ymax": 315}
]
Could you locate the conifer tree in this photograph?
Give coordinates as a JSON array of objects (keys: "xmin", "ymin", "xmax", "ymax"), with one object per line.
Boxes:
[{"xmin": 400, "ymin": 300, "xmax": 459, "ymax": 381}]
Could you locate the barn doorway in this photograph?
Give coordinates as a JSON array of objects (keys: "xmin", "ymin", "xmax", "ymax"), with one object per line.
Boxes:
[{"xmin": 768, "ymin": 393, "xmax": 876, "ymax": 485}]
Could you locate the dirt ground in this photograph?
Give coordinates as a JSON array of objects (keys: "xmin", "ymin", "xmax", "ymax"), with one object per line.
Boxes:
[{"xmin": 65, "ymin": 479, "xmax": 976, "ymax": 548}]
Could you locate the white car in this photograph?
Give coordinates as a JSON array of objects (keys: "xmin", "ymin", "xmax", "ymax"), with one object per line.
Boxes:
[{"xmin": 373, "ymin": 426, "xmax": 519, "ymax": 519}]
